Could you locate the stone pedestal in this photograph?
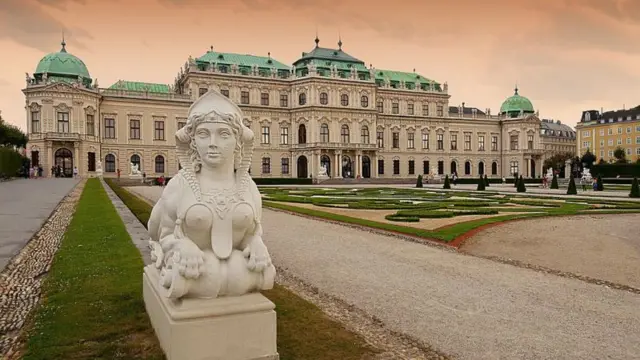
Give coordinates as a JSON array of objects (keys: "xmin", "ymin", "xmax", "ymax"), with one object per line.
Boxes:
[{"xmin": 143, "ymin": 266, "xmax": 279, "ymax": 360}]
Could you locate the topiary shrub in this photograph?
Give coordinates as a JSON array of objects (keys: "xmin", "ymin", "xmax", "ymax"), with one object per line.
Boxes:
[
  {"xmin": 567, "ymin": 176, "xmax": 577, "ymax": 195},
  {"xmin": 630, "ymin": 177, "xmax": 640, "ymax": 198},
  {"xmin": 596, "ymin": 174, "xmax": 604, "ymax": 191},
  {"xmin": 517, "ymin": 175, "xmax": 526, "ymax": 193},
  {"xmin": 550, "ymin": 173, "xmax": 559, "ymax": 189},
  {"xmin": 443, "ymin": 175, "xmax": 451, "ymax": 189},
  {"xmin": 416, "ymin": 174, "xmax": 423, "ymax": 188},
  {"xmin": 477, "ymin": 175, "xmax": 486, "ymax": 191},
  {"xmin": 484, "ymin": 175, "xmax": 490, "ymax": 187}
]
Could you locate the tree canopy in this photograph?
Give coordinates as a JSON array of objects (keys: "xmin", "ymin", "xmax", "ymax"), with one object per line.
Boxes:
[{"xmin": 0, "ymin": 115, "xmax": 28, "ymax": 148}]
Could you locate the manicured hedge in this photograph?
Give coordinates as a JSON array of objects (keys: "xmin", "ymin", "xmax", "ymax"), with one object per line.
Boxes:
[
  {"xmin": 254, "ymin": 177, "xmax": 313, "ymax": 185},
  {"xmin": 447, "ymin": 177, "xmax": 543, "ymax": 185},
  {"xmin": 0, "ymin": 147, "xmax": 27, "ymax": 178},
  {"xmin": 591, "ymin": 164, "xmax": 640, "ymax": 178}
]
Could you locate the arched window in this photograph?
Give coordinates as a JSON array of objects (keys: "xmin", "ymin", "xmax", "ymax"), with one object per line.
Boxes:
[
  {"xmin": 105, "ymin": 154, "xmax": 116, "ymax": 173},
  {"xmin": 319, "ymin": 92, "xmax": 328, "ymax": 105},
  {"xmin": 155, "ymin": 155, "xmax": 165, "ymax": 173},
  {"xmin": 478, "ymin": 161, "xmax": 485, "ymax": 175},
  {"xmin": 298, "ymin": 93, "xmax": 306, "ymax": 105},
  {"xmin": 450, "ymin": 161, "xmax": 457, "ymax": 175},
  {"xmin": 492, "ymin": 162, "xmax": 498, "ymax": 175},
  {"xmin": 361, "ymin": 95, "xmax": 369, "ymax": 108},
  {"xmin": 341, "ymin": 124, "xmax": 350, "ymax": 143},
  {"xmin": 320, "ymin": 124, "xmax": 329, "ymax": 143},
  {"xmin": 340, "ymin": 94, "xmax": 349, "ymax": 106},
  {"xmin": 361, "ymin": 125, "xmax": 370, "ymax": 144},
  {"xmin": 298, "ymin": 124, "xmax": 307, "ymax": 144},
  {"xmin": 131, "ymin": 154, "xmax": 141, "ymax": 171},
  {"xmin": 464, "ymin": 161, "xmax": 471, "ymax": 175}
]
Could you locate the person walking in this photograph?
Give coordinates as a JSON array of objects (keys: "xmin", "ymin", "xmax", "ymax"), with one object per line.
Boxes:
[{"xmin": 73, "ymin": 166, "xmax": 78, "ymax": 179}]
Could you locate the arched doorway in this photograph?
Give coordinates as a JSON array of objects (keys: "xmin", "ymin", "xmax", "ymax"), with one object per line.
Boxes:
[
  {"xmin": 530, "ymin": 159, "xmax": 536, "ymax": 178},
  {"xmin": 342, "ymin": 155, "xmax": 353, "ymax": 178},
  {"xmin": 320, "ymin": 155, "xmax": 331, "ymax": 177},
  {"xmin": 492, "ymin": 162, "xmax": 498, "ymax": 175},
  {"xmin": 55, "ymin": 148, "xmax": 73, "ymax": 177},
  {"xmin": 362, "ymin": 156, "xmax": 371, "ymax": 178},
  {"xmin": 298, "ymin": 124, "xmax": 307, "ymax": 144},
  {"xmin": 450, "ymin": 161, "xmax": 457, "ymax": 175},
  {"xmin": 297, "ymin": 155, "xmax": 308, "ymax": 178},
  {"xmin": 478, "ymin": 162, "xmax": 485, "ymax": 175}
]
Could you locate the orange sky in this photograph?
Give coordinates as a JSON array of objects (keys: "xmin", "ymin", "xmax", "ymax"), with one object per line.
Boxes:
[{"xmin": 2, "ymin": 0, "xmax": 640, "ymax": 131}]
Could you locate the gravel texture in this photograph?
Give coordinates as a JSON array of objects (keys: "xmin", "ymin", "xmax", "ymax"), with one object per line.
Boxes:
[
  {"xmin": 130, "ymin": 186, "xmax": 640, "ymax": 360},
  {"xmin": 461, "ymin": 213, "xmax": 640, "ymax": 290},
  {"xmin": 0, "ymin": 180, "xmax": 85, "ymax": 359}
]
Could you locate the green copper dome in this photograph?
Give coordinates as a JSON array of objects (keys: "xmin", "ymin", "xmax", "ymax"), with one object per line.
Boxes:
[
  {"xmin": 34, "ymin": 41, "xmax": 91, "ymax": 79},
  {"xmin": 499, "ymin": 87, "xmax": 534, "ymax": 116}
]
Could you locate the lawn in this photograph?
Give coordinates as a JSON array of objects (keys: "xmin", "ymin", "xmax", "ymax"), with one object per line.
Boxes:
[
  {"xmin": 105, "ymin": 179, "xmax": 379, "ymax": 360},
  {"xmin": 259, "ymin": 187, "xmax": 640, "ymax": 243}
]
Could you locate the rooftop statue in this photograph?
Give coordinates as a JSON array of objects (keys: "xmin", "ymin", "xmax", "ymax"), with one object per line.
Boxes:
[{"xmin": 147, "ymin": 89, "xmax": 275, "ymax": 299}]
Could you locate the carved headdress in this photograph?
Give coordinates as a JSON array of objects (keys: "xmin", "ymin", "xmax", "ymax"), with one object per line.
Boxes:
[{"xmin": 175, "ymin": 90, "xmax": 254, "ymax": 202}]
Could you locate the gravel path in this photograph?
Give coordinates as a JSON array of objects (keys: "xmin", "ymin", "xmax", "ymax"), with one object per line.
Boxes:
[
  {"xmin": 129, "ymin": 186, "xmax": 640, "ymax": 360},
  {"xmin": 461, "ymin": 214, "xmax": 640, "ymax": 289}
]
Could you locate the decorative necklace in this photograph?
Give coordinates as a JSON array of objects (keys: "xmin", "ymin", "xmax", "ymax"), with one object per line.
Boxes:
[{"xmin": 201, "ymin": 187, "xmax": 239, "ymax": 219}]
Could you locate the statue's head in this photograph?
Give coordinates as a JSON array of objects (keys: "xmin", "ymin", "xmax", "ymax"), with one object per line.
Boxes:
[{"xmin": 176, "ymin": 90, "xmax": 254, "ymax": 173}]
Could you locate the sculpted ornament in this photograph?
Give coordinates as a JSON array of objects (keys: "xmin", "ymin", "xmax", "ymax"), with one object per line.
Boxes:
[{"xmin": 148, "ymin": 89, "xmax": 275, "ymax": 299}]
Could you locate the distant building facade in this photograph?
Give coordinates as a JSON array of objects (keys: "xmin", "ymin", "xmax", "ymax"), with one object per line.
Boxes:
[
  {"xmin": 576, "ymin": 106, "xmax": 640, "ymax": 162},
  {"xmin": 23, "ymin": 38, "xmax": 572, "ymax": 179}
]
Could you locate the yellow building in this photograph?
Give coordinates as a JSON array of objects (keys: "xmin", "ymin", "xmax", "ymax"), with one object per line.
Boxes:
[{"xmin": 576, "ymin": 107, "xmax": 640, "ymax": 162}]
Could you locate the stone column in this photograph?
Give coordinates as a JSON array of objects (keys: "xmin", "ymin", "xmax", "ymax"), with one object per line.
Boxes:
[
  {"xmin": 74, "ymin": 142, "xmax": 80, "ymax": 177},
  {"xmin": 336, "ymin": 152, "xmax": 342, "ymax": 178},
  {"xmin": 355, "ymin": 154, "xmax": 360, "ymax": 178},
  {"xmin": 372, "ymin": 154, "xmax": 378, "ymax": 178},
  {"xmin": 47, "ymin": 141, "xmax": 53, "ymax": 177},
  {"xmin": 316, "ymin": 152, "xmax": 321, "ymax": 177},
  {"xmin": 292, "ymin": 153, "xmax": 297, "ymax": 178}
]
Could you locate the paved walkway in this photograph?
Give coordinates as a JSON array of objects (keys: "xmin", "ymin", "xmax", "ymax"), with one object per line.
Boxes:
[
  {"xmin": 0, "ymin": 178, "xmax": 79, "ymax": 272},
  {"xmin": 129, "ymin": 186, "xmax": 640, "ymax": 360}
]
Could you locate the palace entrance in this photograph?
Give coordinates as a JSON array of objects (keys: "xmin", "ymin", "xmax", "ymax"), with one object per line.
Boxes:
[
  {"xmin": 297, "ymin": 155, "xmax": 308, "ymax": 178},
  {"xmin": 362, "ymin": 155, "xmax": 371, "ymax": 178},
  {"xmin": 341, "ymin": 155, "xmax": 353, "ymax": 178},
  {"xmin": 55, "ymin": 148, "xmax": 73, "ymax": 177},
  {"xmin": 320, "ymin": 155, "xmax": 331, "ymax": 177}
]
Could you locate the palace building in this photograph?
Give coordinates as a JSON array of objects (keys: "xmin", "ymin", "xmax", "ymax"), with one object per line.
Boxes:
[
  {"xmin": 576, "ymin": 106, "xmax": 640, "ymax": 162},
  {"xmin": 23, "ymin": 37, "xmax": 575, "ymax": 179}
]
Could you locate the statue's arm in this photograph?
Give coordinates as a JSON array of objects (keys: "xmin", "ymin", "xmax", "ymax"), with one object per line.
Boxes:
[{"xmin": 149, "ymin": 175, "xmax": 183, "ymax": 255}]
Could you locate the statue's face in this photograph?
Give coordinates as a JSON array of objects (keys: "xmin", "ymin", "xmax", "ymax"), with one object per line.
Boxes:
[{"xmin": 194, "ymin": 122, "xmax": 236, "ymax": 168}]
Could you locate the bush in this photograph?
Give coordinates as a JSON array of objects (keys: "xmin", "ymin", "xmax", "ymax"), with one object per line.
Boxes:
[
  {"xmin": 596, "ymin": 175, "xmax": 604, "ymax": 191},
  {"xmin": 567, "ymin": 176, "xmax": 577, "ymax": 195},
  {"xmin": 477, "ymin": 175, "xmax": 485, "ymax": 191},
  {"xmin": 0, "ymin": 147, "xmax": 27, "ymax": 178},
  {"xmin": 517, "ymin": 175, "xmax": 526, "ymax": 193},
  {"xmin": 416, "ymin": 175, "xmax": 423, "ymax": 188},
  {"xmin": 550, "ymin": 173, "xmax": 559, "ymax": 189},
  {"xmin": 443, "ymin": 175, "xmax": 451, "ymax": 189},
  {"xmin": 484, "ymin": 175, "xmax": 490, "ymax": 187},
  {"xmin": 630, "ymin": 177, "xmax": 640, "ymax": 198},
  {"xmin": 591, "ymin": 163, "xmax": 640, "ymax": 178},
  {"xmin": 254, "ymin": 177, "xmax": 313, "ymax": 185}
]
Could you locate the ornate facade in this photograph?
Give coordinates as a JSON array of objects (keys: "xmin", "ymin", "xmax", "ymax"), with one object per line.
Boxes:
[{"xmin": 23, "ymin": 38, "xmax": 572, "ymax": 179}]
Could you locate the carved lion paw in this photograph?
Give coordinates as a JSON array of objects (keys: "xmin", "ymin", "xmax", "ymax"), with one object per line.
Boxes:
[
  {"xmin": 172, "ymin": 241, "xmax": 206, "ymax": 279},
  {"xmin": 242, "ymin": 238, "xmax": 272, "ymax": 272}
]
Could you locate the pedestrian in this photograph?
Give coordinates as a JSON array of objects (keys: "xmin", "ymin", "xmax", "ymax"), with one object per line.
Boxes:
[{"xmin": 73, "ymin": 166, "xmax": 78, "ymax": 178}]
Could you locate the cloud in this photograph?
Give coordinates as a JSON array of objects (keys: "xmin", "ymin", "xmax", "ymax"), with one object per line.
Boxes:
[{"xmin": 0, "ymin": 0, "xmax": 92, "ymax": 52}]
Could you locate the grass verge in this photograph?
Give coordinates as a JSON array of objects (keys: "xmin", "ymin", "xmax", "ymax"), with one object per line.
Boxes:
[{"xmin": 105, "ymin": 180, "xmax": 379, "ymax": 360}]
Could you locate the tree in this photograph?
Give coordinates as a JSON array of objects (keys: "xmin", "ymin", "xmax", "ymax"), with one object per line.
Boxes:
[
  {"xmin": 543, "ymin": 152, "xmax": 573, "ymax": 174},
  {"xmin": 0, "ymin": 116, "xmax": 28, "ymax": 149},
  {"xmin": 551, "ymin": 173, "xmax": 558, "ymax": 189},
  {"xmin": 517, "ymin": 175, "xmax": 526, "ymax": 192},
  {"xmin": 630, "ymin": 177, "xmax": 640, "ymax": 198},
  {"xmin": 567, "ymin": 175, "xmax": 577, "ymax": 195},
  {"xmin": 580, "ymin": 149, "xmax": 597, "ymax": 169},
  {"xmin": 416, "ymin": 174, "xmax": 423, "ymax": 188},
  {"xmin": 613, "ymin": 147, "xmax": 627, "ymax": 164},
  {"xmin": 484, "ymin": 174, "xmax": 490, "ymax": 187},
  {"xmin": 596, "ymin": 174, "xmax": 604, "ymax": 191},
  {"xmin": 477, "ymin": 175, "xmax": 485, "ymax": 191},
  {"xmin": 443, "ymin": 174, "xmax": 451, "ymax": 189}
]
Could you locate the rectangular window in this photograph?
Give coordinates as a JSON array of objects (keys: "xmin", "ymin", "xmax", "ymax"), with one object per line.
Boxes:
[
  {"xmin": 600, "ymin": 140, "xmax": 605, "ymax": 146},
  {"xmin": 393, "ymin": 159, "xmax": 400, "ymax": 175},
  {"xmin": 241, "ymin": 91, "xmax": 249, "ymax": 104},
  {"xmin": 510, "ymin": 135, "xmax": 519, "ymax": 150},
  {"xmin": 199, "ymin": 88, "xmax": 208, "ymax": 96},
  {"xmin": 376, "ymin": 101, "xmax": 383, "ymax": 113},
  {"xmin": 422, "ymin": 133, "xmax": 429, "ymax": 149},
  {"xmin": 608, "ymin": 139, "xmax": 614, "ymax": 146},
  {"xmin": 490, "ymin": 136, "xmax": 497, "ymax": 151},
  {"xmin": 261, "ymin": 157, "xmax": 271, "ymax": 174},
  {"xmin": 422, "ymin": 103, "xmax": 429, "ymax": 116},
  {"xmin": 527, "ymin": 134, "xmax": 534, "ymax": 149},
  {"xmin": 87, "ymin": 152, "xmax": 96, "ymax": 172},
  {"xmin": 636, "ymin": 136, "xmax": 640, "ymax": 144},
  {"xmin": 600, "ymin": 130, "xmax": 604, "ymax": 136},
  {"xmin": 618, "ymin": 127, "xmax": 622, "ymax": 134},
  {"xmin": 281, "ymin": 158, "xmax": 289, "ymax": 174},
  {"xmin": 392, "ymin": 132, "xmax": 399, "ymax": 148},
  {"xmin": 627, "ymin": 127, "xmax": 632, "ymax": 133},
  {"xmin": 261, "ymin": 92, "xmax": 269, "ymax": 106},
  {"xmin": 600, "ymin": 150, "xmax": 604, "ymax": 158},
  {"xmin": 378, "ymin": 159, "xmax": 384, "ymax": 174},
  {"xmin": 437, "ymin": 134, "xmax": 444, "ymax": 150},
  {"xmin": 464, "ymin": 134, "xmax": 471, "ymax": 150},
  {"xmin": 392, "ymin": 102, "xmax": 399, "ymax": 114},
  {"xmin": 407, "ymin": 133, "xmax": 415, "ymax": 149},
  {"xmin": 478, "ymin": 135, "xmax": 485, "ymax": 151},
  {"xmin": 510, "ymin": 161, "xmax": 519, "ymax": 175},
  {"xmin": 31, "ymin": 111, "xmax": 41, "ymax": 133},
  {"xmin": 280, "ymin": 127, "xmax": 289, "ymax": 145},
  {"xmin": 617, "ymin": 138, "xmax": 622, "ymax": 145},
  {"xmin": 261, "ymin": 126, "xmax": 270, "ymax": 144},
  {"xmin": 57, "ymin": 112, "xmax": 70, "ymax": 133},
  {"xmin": 408, "ymin": 160, "xmax": 415, "ymax": 175},
  {"xmin": 104, "ymin": 118, "xmax": 115, "ymax": 139},
  {"xmin": 407, "ymin": 103, "xmax": 414, "ymax": 115},
  {"xmin": 154, "ymin": 121, "xmax": 165, "ymax": 140},
  {"xmin": 436, "ymin": 105, "xmax": 444, "ymax": 117},
  {"xmin": 221, "ymin": 89, "xmax": 229, "ymax": 97},
  {"xmin": 377, "ymin": 131, "xmax": 384, "ymax": 148},
  {"xmin": 423, "ymin": 160, "xmax": 430, "ymax": 174},
  {"xmin": 627, "ymin": 137, "xmax": 632, "ymax": 144},
  {"xmin": 280, "ymin": 94, "xmax": 288, "ymax": 107},
  {"xmin": 130, "ymin": 120, "xmax": 141, "ymax": 139},
  {"xmin": 86, "ymin": 114, "xmax": 94, "ymax": 136},
  {"xmin": 608, "ymin": 128, "xmax": 613, "ymax": 135},
  {"xmin": 437, "ymin": 160, "xmax": 444, "ymax": 175},
  {"xmin": 178, "ymin": 121, "xmax": 186, "ymax": 129},
  {"xmin": 451, "ymin": 134, "xmax": 458, "ymax": 150}
]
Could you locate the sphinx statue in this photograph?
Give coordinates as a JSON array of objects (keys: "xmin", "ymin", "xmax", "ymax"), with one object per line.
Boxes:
[{"xmin": 147, "ymin": 89, "xmax": 275, "ymax": 300}]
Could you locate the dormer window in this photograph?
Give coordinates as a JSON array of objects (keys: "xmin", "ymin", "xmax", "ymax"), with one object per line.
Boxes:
[{"xmin": 217, "ymin": 54, "xmax": 224, "ymax": 60}]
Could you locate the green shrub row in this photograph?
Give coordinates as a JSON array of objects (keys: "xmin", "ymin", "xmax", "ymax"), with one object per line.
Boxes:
[{"xmin": 0, "ymin": 147, "xmax": 28, "ymax": 178}]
